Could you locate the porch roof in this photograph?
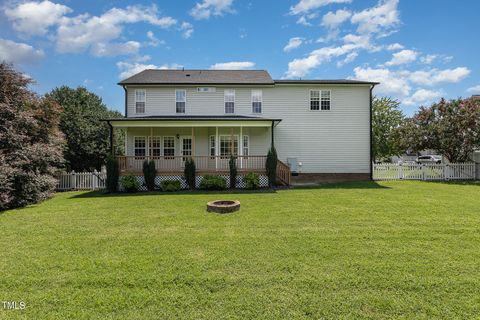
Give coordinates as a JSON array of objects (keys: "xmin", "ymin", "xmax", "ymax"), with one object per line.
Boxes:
[{"xmin": 104, "ymin": 115, "xmax": 281, "ymax": 128}]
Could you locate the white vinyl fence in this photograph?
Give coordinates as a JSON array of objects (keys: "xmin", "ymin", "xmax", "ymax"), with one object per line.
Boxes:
[
  {"xmin": 56, "ymin": 171, "xmax": 106, "ymax": 190},
  {"xmin": 373, "ymin": 163, "xmax": 476, "ymax": 181}
]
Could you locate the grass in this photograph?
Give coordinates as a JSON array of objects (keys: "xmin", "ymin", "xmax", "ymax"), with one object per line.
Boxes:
[{"xmin": 1, "ymin": 181, "xmax": 480, "ymax": 319}]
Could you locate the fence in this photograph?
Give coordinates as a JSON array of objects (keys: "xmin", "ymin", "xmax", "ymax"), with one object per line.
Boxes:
[
  {"xmin": 56, "ymin": 171, "xmax": 106, "ymax": 190},
  {"xmin": 373, "ymin": 163, "xmax": 476, "ymax": 181}
]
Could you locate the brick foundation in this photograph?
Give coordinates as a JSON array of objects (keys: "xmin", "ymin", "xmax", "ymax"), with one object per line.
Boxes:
[{"xmin": 291, "ymin": 173, "xmax": 371, "ymax": 185}]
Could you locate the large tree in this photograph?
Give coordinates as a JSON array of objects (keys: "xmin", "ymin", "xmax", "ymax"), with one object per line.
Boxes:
[
  {"xmin": 46, "ymin": 86, "xmax": 124, "ymax": 171},
  {"xmin": 0, "ymin": 62, "xmax": 64, "ymax": 210},
  {"xmin": 372, "ymin": 96, "xmax": 405, "ymax": 162},
  {"xmin": 401, "ymin": 98, "xmax": 480, "ymax": 162}
]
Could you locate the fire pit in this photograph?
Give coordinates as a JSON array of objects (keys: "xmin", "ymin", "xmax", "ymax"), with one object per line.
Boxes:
[{"xmin": 207, "ymin": 200, "xmax": 240, "ymax": 213}]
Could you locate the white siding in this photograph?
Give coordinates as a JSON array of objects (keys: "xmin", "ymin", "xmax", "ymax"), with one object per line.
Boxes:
[{"xmin": 124, "ymin": 84, "xmax": 371, "ymax": 173}]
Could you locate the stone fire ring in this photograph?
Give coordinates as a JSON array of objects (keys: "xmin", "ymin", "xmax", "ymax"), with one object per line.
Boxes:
[{"xmin": 207, "ymin": 200, "xmax": 240, "ymax": 214}]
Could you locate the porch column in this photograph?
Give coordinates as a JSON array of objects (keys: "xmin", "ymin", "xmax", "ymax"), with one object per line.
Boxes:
[
  {"xmin": 215, "ymin": 127, "xmax": 219, "ymax": 170},
  {"xmin": 108, "ymin": 121, "xmax": 114, "ymax": 155},
  {"xmin": 191, "ymin": 127, "xmax": 195, "ymax": 159},
  {"xmin": 230, "ymin": 128, "xmax": 234, "ymax": 157},
  {"xmin": 239, "ymin": 126, "xmax": 243, "ymax": 169}
]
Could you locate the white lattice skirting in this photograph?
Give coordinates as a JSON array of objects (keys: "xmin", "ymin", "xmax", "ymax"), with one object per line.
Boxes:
[{"xmin": 119, "ymin": 174, "xmax": 269, "ymax": 191}]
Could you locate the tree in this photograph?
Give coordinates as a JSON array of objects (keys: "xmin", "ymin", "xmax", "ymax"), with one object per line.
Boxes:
[
  {"xmin": 265, "ymin": 146, "xmax": 278, "ymax": 187},
  {"xmin": 400, "ymin": 98, "xmax": 480, "ymax": 162},
  {"xmin": 46, "ymin": 86, "xmax": 124, "ymax": 172},
  {"xmin": 184, "ymin": 158, "xmax": 196, "ymax": 189},
  {"xmin": 372, "ymin": 96, "xmax": 405, "ymax": 162},
  {"xmin": 0, "ymin": 62, "xmax": 64, "ymax": 210},
  {"xmin": 229, "ymin": 155, "xmax": 237, "ymax": 189},
  {"xmin": 106, "ymin": 155, "xmax": 119, "ymax": 193}
]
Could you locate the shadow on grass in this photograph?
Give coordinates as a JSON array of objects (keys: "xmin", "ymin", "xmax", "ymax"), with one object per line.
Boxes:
[
  {"xmin": 421, "ymin": 180, "xmax": 480, "ymax": 187},
  {"xmin": 293, "ymin": 181, "xmax": 391, "ymax": 190}
]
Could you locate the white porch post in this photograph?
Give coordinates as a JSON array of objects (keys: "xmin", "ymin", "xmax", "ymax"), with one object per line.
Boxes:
[
  {"xmin": 239, "ymin": 126, "xmax": 243, "ymax": 169},
  {"xmin": 215, "ymin": 126, "xmax": 219, "ymax": 170}
]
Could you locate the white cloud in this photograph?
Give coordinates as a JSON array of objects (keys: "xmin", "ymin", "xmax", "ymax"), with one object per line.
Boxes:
[
  {"xmin": 146, "ymin": 31, "xmax": 165, "ymax": 47},
  {"xmin": 403, "ymin": 89, "xmax": 444, "ymax": 106},
  {"xmin": 321, "ymin": 9, "xmax": 351, "ymax": 29},
  {"xmin": 420, "ymin": 54, "xmax": 437, "ymax": 64},
  {"xmin": 117, "ymin": 61, "xmax": 182, "ymax": 79},
  {"xmin": 90, "ymin": 41, "xmax": 141, "ymax": 57},
  {"xmin": 180, "ymin": 22, "xmax": 194, "ymax": 39},
  {"xmin": 350, "ymin": 0, "xmax": 400, "ymax": 35},
  {"xmin": 210, "ymin": 61, "xmax": 255, "ymax": 70},
  {"xmin": 284, "ymin": 37, "xmax": 304, "ymax": 52},
  {"xmin": 385, "ymin": 49, "xmax": 418, "ymax": 66},
  {"xmin": 352, "ymin": 66, "xmax": 411, "ymax": 96},
  {"xmin": 0, "ymin": 38, "xmax": 44, "ymax": 64},
  {"xmin": 409, "ymin": 67, "xmax": 470, "ymax": 86},
  {"xmin": 467, "ymin": 85, "xmax": 480, "ymax": 93},
  {"xmin": 386, "ymin": 43, "xmax": 404, "ymax": 50},
  {"xmin": 190, "ymin": 0, "xmax": 235, "ymax": 20},
  {"xmin": 336, "ymin": 52, "xmax": 358, "ymax": 67},
  {"xmin": 4, "ymin": 0, "xmax": 72, "ymax": 36},
  {"xmin": 296, "ymin": 16, "xmax": 312, "ymax": 26},
  {"xmin": 290, "ymin": 0, "xmax": 352, "ymax": 15}
]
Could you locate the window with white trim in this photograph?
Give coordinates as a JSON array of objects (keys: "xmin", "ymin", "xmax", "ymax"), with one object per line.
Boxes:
[
  {"xmin": 134, "ymin": 137, "xmax": 146, "ymax": 157},
  {"xmin": 242, "ymin": 135, "xmax": 249, "ymax": 156},
  {"xmin": 310, "ymin": 90, "xmax": 331, "ymax": 111},
  {"xmin": 149, "ymin": 136, "xmax": 161, "ymax": 157},
  {"xmin": 220, "ymin": 135, "xmax": 238, "ymax": 157},
  {"xmin": 224, "ymin": 89, "xmax": 235, "ymax": 114},
  {"xmin": 175, "ymin": 90, "xmax": 186, "ymax": 113},
  {"xmin": 135, "ymin": 90, "xmax": 146, "ymax": 114},
  {"xmin": 209, "ymin": 135, "xmax": 215, "ymax": 158},
  {"xmin": 163, "ymin": 136, "xmax": 175, "ymax": 158},
  {"xmin": 252, "ymin": 90, "xmax": 262, "ymax": 113}
]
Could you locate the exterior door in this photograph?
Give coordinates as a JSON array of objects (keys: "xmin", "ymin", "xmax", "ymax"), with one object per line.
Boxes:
[{"xmin": 181, "ymin": 136, "xmax": 192, "ymax": 162}]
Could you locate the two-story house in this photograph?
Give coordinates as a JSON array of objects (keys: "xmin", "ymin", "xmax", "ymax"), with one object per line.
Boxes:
[{"xmin": 105, "ymin": 69, "xmax": 377, "ymax": 186}]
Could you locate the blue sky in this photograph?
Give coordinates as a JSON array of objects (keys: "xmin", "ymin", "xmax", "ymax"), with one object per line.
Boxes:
[{"xmin": 1, "ymin": 0, "xmax": 479, "ymax": 115}]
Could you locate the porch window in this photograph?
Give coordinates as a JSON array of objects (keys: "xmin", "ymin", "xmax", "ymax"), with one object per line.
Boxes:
[
  {"xmin": 134, "ymin": 136, "xmax": 146, "ymax": 158},
  {"xmin": 310, "ymin": 90, "xmax": 330, "ymax": 111},
  {"xmin": 135, "ymin": 90, "xmax": 146, "ymax": 114},
  {"xmin": 163, "ymin": 136, "xmax": 175, "ymax": 158},
  {"xmin": 224, "ymin": 89, "xmax": 235, "ymax": 114},
  {"xmin": 252, "ymin": 90, "xmax": 262, "ymax": 114},
  {"xmin": 182, "ymin": 137, "xmax": 192, "ymax": 161},
  {"xmin": 243, "ymin": 135, "xmax": 249, "ymax": 156},
  {"xmin": 176, "ymin": 90, "xmax": 186, "ymax": 113},
  {"xmin": 149, "ymin": 136, "xmax": 161, "ymax": 157},
  {"xmin": 220, "ymin": 135, "xmax": 238, "ymax": 157},
  {"xmin": 209, "ymin": 135, "xmax": 215, "ymax": 158}
]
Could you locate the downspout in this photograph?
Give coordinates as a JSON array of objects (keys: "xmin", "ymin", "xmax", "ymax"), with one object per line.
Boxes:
[
  {"xmin": 107, "ymin": 121, "xmax": 114, "ymax": 155},
  {"xmin": 369, "ymin": 84, "xmax": 375, "ymax": 180},
  {"xmin": 271, "ymin": 122, "xmax": 275, "ymax": 149},
  {"xmin": 122, "ymin": 85, "xmax": 128, "ymax": 117}
]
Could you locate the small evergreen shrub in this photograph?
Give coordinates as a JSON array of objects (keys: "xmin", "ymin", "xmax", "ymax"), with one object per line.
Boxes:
[
  {"xmin": 199, "ymin": 175, "xmax": 227, "ymax": 190},
  {"xmin": 143, "ymin": 160, "xmax": 156, "ymax": 191},
  {"xmin": 106, "ymin": 155, "xmax": 119, "ymax": 193},
  {"xmin": 265, "ymin": 147, "xmax": 278, "ymax": 187},
  {"xmin": 243, "ymin": 172, "xmax": 260, "ymax": 190},
  {"xmin": 184, "ymin": 158, "xmax": 196, "ymax": 189},
  {"xmin": 160, "ymin": 180, "xmax": 181, "ymax": 192},
  {"xmin": 229, "ymin": 155, "xmax": 237, "ymax": 189},
  {"xmin": 120, "ymin": 175, "xmax": 139, "ymax": 193}
]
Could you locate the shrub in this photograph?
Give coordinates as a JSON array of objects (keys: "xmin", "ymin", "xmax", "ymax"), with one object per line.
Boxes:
[
  {"xmin": 265, "ymin": 146, "xmax": 278, "ymax": 187},
  {"xmin": 106, "ymin": 155, "xmax": 119, "ymax": 193},
  {"xmin": 229, "ymin": 155, "xmax": 237, "ymax": 189},
  {"xmin": 160, "ymin": 180, "xmax": 181, "ymax": 192},
  {"xmin": 143, "ymin": 160, "xmax": 156, "ymax": 191},
  {"xmin": 120, "ymin": 175, "xmax": 139, "ymax": 193},
  {"xmin": 199, "ymin": 175, "xmax": 227, "ymax": 190},
  {"xmin": 184, "ymin": 158, "xmax": 196, "ymax": 189},
  {"xmin": 243, "ymin": 172, "xmax": 260, "ymax": 190}
]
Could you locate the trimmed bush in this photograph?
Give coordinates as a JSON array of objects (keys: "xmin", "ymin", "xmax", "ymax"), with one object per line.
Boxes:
[
  {"xmin": 120, "ymin": 175, "xmax": 139, "ymax": 193},
  {"xmin": 243, "ymin": 172, "xmax": 260, "ymax": 190},
  {"xmin": 143, "ymin": 160, "xmax": 156, "ymax": 191},
  {"xmin": 184, "ymin": 158, "xmax": 196, "ymax": 189},
  {"xmin": 160, "ymin": 180, "xmax": 181, "ymax": 192},
  {"xmin": 199, "ymin": 175, "xmax": 227, "ymax": 190},
  {"xmin": 106, "ymin": 155, "xmax": 119, "ymax": 193},
  {"xmin": 265, "ymin": 146, "xmax": 278, "ymax": 187},
  {"xmin": 229, "ymin": 155, "xmax": 237, "ymax": 189}
]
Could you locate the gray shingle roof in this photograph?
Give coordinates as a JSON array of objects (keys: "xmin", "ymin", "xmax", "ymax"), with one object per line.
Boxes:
[{"xmin": 119, "ymin": 69, "xmax": 274, "ymax": 85}]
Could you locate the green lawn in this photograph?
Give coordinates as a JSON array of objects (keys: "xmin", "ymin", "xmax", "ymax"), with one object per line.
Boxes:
[{"xmin": 1, "ymin": 181, "xmax": 480, "ymax": 319}]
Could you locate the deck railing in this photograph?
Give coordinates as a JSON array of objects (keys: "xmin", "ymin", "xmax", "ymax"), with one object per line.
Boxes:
[
  {"xmin": 117, "ymin": 155, "xmax": 267, "ymax": 174},
  {"xmin": 276, "ymin": 160, "xmax": 291, "ymax": 185}
]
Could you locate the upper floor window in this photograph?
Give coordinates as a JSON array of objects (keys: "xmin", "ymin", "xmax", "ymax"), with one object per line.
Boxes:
[
  {"xmin": 176, "ymin": 90, "xmax": 186, "ymax": 113},
  {"xmin": 310, "ymin": 90, "xmax": 331, "ymax": 111},
  {"xmin": 224, "ymin": 89, "xmax": 235, "ymax": 114},
  {"xmin": 252, "ymin": 90, "xmax": 262, "ymax": 114},
  {"xmin": 135, "ymin": 90, "xmax": 146, "ymax": 114}
]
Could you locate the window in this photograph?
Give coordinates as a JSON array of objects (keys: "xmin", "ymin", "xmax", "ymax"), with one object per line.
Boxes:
[
  {"xmin": 134, "ymin": 137, "xmax": 146, "ymax": 158},
  {"xmin": 163, "ymin": 136, "xmax": 175, "ymax": 158},
  {"xmin": 243, "ymin": 135, "xmax": 249, "ymax": 156},
  {"xmin": 224, "ymin": 89, "xmax": 235, "ymax": 114},
  {"xmin": 220, "ymin": 135, "xmax": 238, "ymax": 157},
  {"xmin": 310, "ymin": 90, "xmax": 331, "ymax": 111},
  {"xmin": 149, "ymin": 136, "xmax": 161, "ymax": 157},
  {"xmin": 252, "ymin": 90, "xmax": 262, "ymax": 113},
  {"xmin": 209, "ymin": 135, "xmax": 216, "ymax": 158},
  {"xmin": 176, "ymin": 90, "xmax": 186, "ymax": 113},
  {"xmin": 135, "ymin": 90, "xmax": 146, "ymax": 114},
  {"xmin": 197, "ymin": 87, "xmax": 216, "ymax": 93}
]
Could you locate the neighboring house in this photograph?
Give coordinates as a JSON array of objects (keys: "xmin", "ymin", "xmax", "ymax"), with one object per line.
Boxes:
[{"xmin": 105, "ymin": 69, "xmax": 377, "ymax": 186}]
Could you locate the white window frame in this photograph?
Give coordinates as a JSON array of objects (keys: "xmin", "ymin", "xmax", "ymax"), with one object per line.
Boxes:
[
  {"xmin": 209, "ymin": 135, "xmax": 216, "ymax": 158},
  {"xmin": 134, "ymin": 136, "xmax": 146, "ymax": 158},
  {"xmin": 163, "ymin": 136, "xmax": 175, "ymax": 158},
  {"xmin": 135, "ymin": 90, "xmax": 146, "ymax": 114},
  {"xmin": 180, "ymin": 135, "xmax": 192, "ymax": 160},
  {"xmin": 219, "ymin": 135, "xmax": 239, "ymax": 157},
  {"xmin": 149, "ymin": 136, "xmax": 162, "ymax": 157},
  {"xmin": 310, "ymin": 89, "xmax": 331, "ymax": 111},
  {"xmin": 224, "ymin": 89, "xmax": 235, "ymax": 114},
  {"xmin": 242, "ymin": 135, "xmax": 249, "ymax": 156},
  {"xmin": 251, "ymin": 90, "xmax": 262, "ymax": 114},
  {"xmin": 175, "ymin": 89, "xmax": 186, "ymax": 114}
]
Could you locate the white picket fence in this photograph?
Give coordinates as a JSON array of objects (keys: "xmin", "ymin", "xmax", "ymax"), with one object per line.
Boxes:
[
  {"xmin": 373, "ymin": 163, "xmax": 476, "ymax": 181},
  {"xmin": 56, "ymin": 171, "xmax": 106, "ymax": 190}
]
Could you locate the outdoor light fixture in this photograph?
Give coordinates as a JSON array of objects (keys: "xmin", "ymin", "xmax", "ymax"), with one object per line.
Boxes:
[{"xmin": 176, "ymin": 134, "xmax": 180, "ymax": 139}]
